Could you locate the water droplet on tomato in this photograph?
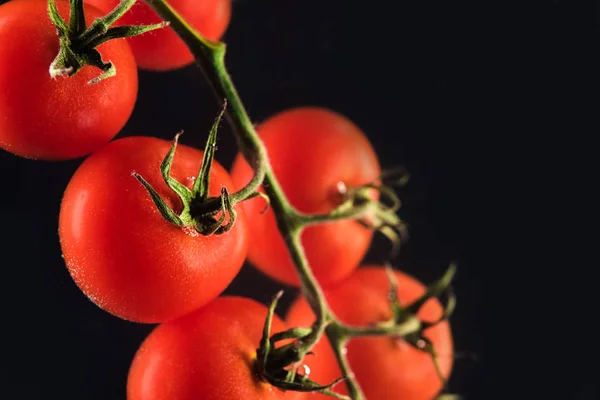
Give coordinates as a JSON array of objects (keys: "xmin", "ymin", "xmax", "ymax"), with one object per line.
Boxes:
[
  {"xmin": 341, "ymin": 347, "xmax": 348, "ymax": 355},
  {"xmin": 301, "ymin": 364, "xmax": 311, "ymax": 377},
  {"xmin": 185, "ymin": 176, "xmax": 196, "ymax": 186},
  {"xmin": 182, "ymin": 226, "xmax": 199, "ymax": 237}
]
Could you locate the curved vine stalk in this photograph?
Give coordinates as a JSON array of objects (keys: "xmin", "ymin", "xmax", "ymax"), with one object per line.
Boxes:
[{"xmin": 144, "ymin": 1, "xmax": 455, "ymax": 398}]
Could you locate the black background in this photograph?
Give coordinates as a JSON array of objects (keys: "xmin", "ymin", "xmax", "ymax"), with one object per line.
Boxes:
[{"xmin": 0, "ymin": 0, "xmax": 597, "ymax": 399}]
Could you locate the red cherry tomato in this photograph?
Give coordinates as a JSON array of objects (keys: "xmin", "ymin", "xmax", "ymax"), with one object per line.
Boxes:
[
  {"xmin": 230, "ymin": 107, "xmax": 380, "ymax": 287},
  {"xmin": 59, "ymin": 136, "xmax": 248, "ymax": 323},
  {"xmin": 287, "ymin": 267, "xmax": 454, "ymax": 400},
  {"xmin": 86, "ymin": 0, "xmax": 232, "ymax": 70},
  {"xmin": 0, "ymin": 0, "xmax": 137, "ymax": 160},
  {"xmin": 127, "ymin": 296, "xmax": 305, "ymax": 400}
]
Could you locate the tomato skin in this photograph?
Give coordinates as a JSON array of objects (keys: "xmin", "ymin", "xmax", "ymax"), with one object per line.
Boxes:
[
  {"xmin": 230, "ymin": 107, "xmax": 380, "ymax": 287},
  {"xmin": 0, "ymin": 0, "xmax": 137, "ymax": 160},
  {"xmin": 59, "ymin": 136, "xmax": 248, "ymax": 323},
  {"xmin": 287, "ymin": 267, "xmax": 454, "ymax": 400},
  {"xmin": 86, "ymin": 0, "xmax": 231, "ymax": 71},
  {"xmin": 127, "ymin": 296, "xmax": 305, "ymax": 400}
]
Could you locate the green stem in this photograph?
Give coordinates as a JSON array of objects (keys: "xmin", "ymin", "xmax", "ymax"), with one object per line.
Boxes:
[
  {"xmin": 298, "ymin": 202, "xmax": 374, "ymax": 226},
  {"xmin": 327, "ymin": 333, "xmax": 364, "ymax": 399},
  {"xmin": 283, "ymin": 229, "xmax": 331, "ymax": 347},
  {"xmin": 340, "ymin": 314, "xmax": 422, "ymax": 337},
  {"xmin": 69, "ymin": 0, "xmax": 86, "ymax": 34},
  {"xmin": 78, "ymin": 0, "xmax": 138, "ymax": 44}
]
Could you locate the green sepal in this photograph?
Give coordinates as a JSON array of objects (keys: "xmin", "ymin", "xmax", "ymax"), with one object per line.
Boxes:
[
  {"xmin": 405, "ymin": 263, "xmax": 457, "ymax": 315},
  {"xmin": 159, "ymin": 132, "xmax": 193, "ymax": 210},
  {"xmin": 215, "ymin": 188, "xmax": 237, "ymax": 234},
  {"xmin": 422, "ymin": 286, "xmax": 456, "ymax": 329},
  {"xmin": 245, "ymin": 191, "xmax": 271, "ymax": 213},
  {"xmin": 198, "ymin": 187, "xmax": 230, "ymax": 235},
  {"xmin": 269, "ymin": 327, "xmax": 313, "ymax": 343},
  {"xmin": 85, "ymin": 22, "xmax": 170, "ymax": 49},
  {"xmin": 257, "ymin": 290, "xmax": 283, "ymax": 376},
  {"xmin": 81, "ymin": 48, "xmax": 116, "ymax": 85},
  {"xmin": 47, "ymin": 0, "xmax": 68, "ymax": 32},
  {"xmin": 194, "ymin": 101, "xmax": 227, "ymax": 198},
  {"xmin": 69, "ymin": 0, "xmax": 86, "ymax": 35},
  {"xmin": 132, "ymin": 172, "xmax": 184, "ymax": 226}
]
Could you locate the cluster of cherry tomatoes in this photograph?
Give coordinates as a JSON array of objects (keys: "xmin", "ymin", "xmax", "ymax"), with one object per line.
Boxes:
[{"xmin": 0, "ymin": 0, "xmax": 453, "ymax": 399}]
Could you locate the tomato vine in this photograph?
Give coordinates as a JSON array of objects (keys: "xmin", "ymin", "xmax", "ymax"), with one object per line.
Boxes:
[
  {"xmin": 143, "ymin": 0, "xmax": 457, "ymax": 398},
  {"xmin": 0, "ymin": 0, "xmax": 460, "ymax": 397}
]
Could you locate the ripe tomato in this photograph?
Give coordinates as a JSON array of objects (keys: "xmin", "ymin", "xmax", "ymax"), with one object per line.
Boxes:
[
  {"xmin": 59, "ymin": 136, "xmax": 248, "ymax": 323},
  {"xmin": 0, "ymin": 0, "xmax": 137, "ymax": 160},
  {"xmin": 286, "ymin": 267, "xmax": 454, "ymax": 400},
  {"xmin": 230, "ymin": 107, "xmax": 380, "ymax": 287},
  {"xmin": 86, "ymin": 0, "xmax": 231, "ymax": 71},
  {"xmin": 127, "ymin": 296, "xmax": 305, "ymax": 400}
]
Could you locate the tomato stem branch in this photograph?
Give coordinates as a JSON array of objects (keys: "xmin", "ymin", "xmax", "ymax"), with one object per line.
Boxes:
[
  {"xmin": 326, "ymin": 332, "xmax": 362, "ymax": 400},
  {"xmin": 339, "ymin": 315, "xmax": 422, "ymax": 337},
  {"xmin": 297, "ymin": 202, "xmax": 374, "ymax": 226}
]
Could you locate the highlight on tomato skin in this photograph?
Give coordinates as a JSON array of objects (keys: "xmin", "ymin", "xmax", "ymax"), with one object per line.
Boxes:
[
  {"xmin": 127, "ymin": 296, "xmax": 306, "ymax": 400},
  {"xmin": 85, "ymin": 0, "xmax": 232, "ymax": 71},
  {"xmin": 231, "ymin": 106, "xmax": 381, "ymax": 288},
  {"xmin": 58, "ymin": 136, "xmax": 248, "ymax": 324},
  {"xmin": 0, "ymin": 0, "xmax": 138, "ymax": 160},
  {"xmin": 286, "ymin": 266, "xmax": 454, "ymax": 400}
]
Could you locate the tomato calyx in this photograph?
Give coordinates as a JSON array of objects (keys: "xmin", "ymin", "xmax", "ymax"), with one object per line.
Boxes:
[
  {"xmin": 256, "ymin": 291, "xmax": 350, "ymax": 399},
  {"xmin": 325, "ymin": 167, "xmax": 411, "ymax": 257},
  {"xmin": 134, "ymin": 103, "xmax": 238, "ymax": 236},
  {"xmin": 47, "ymin": 0, "xmax": 168, "ymax": 84},
  {"xmin": 380, "ymin": 263, "xmax": 457, "ymax": 386}
]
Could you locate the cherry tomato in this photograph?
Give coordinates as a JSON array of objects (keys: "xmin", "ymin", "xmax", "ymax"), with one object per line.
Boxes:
[
  {"xmin": 230, "ymin": 107, "xmax": 380, "ymax": 287},
  {"xmin": 287, "ymin": 267, "xmax": 454, "ymax": 400},
  {"xmin": 86, "ymin": 0, "xmax": 231, "ymax": 71},
  {"xmin": 0, "ymin": 0, "xmax": 137, "ymax": 160},
  {"xmin": 127, "ymin": 296, "xmax": 305, "ymax": 400},
  {"xmin": 59, "ymin": 136, "xmax": 248, "ymax": 323}
]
